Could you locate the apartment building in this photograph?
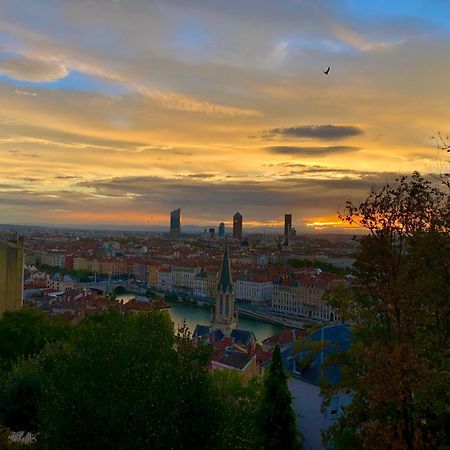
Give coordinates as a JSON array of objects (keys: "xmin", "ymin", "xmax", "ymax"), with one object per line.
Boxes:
[
  {"xmin": 157, "ymin": 268, "xmax": 172, "ymax": 292},
  {"xmin": 235, "ymin": 276, "xmax": 273, "ymax": 306},
  {"xmin": 271, "ymin": 274, "xmax": 341, "ymax": 322},
  {"xmin": 41, "ymin": 250, "xmax": 65, "ymax": 268}
]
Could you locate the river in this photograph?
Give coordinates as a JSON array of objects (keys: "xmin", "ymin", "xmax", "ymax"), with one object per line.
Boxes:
[{"xmin": 117, "ymin": 294, "xmax": 283, "ymax": 342}]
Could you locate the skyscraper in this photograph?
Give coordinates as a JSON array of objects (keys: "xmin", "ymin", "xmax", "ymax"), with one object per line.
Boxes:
[
  {"xmin": 0, "ymin": 238, "xmax": 24, "ymax": 317},
  {"xmin": 170, "ymin": 208, "xmax": 181, "ymax": 234},
  {"xmin": 284, "ymin": 214, "xmax": 292, "ymax": 237},
  {"xmin": 218, "ymin": 222, "xmax": 225, "ymax": 238},
  {"xmin": 232, "ymin": 212, "xmax": 242, "ymax": 241}
]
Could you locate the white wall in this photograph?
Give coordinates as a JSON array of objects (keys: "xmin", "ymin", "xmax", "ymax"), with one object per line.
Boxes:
[{"xmin": 288, "ymin": 377, "xmax": 352, "ymax": 450}]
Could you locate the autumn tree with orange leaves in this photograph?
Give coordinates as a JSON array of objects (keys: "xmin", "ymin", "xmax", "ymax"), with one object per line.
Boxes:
[{"xmin": 323, "ymin": 172, "xmax": 450, "ymax": 450}]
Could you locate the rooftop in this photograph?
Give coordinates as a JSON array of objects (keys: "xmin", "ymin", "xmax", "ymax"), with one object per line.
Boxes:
[{"xmin": 215, "ymin": 351, "xmax": 252, "ymax": 370}]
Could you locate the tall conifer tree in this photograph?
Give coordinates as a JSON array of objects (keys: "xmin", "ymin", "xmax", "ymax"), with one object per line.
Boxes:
[{"xmin": 259, "ymin": 345, "xmax": 301, "ymax": 450}]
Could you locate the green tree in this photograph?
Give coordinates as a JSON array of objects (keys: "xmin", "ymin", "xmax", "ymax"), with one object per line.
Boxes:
[
  {"xmin": 209, "ymin": 370, "xmax": 262, "ymax": 450},
  {"xmin": 112, "ymin": 285, "xmax": 126, "ymax": 296},
  {"xmin": 0, "ymin": 308, "xmax": 71, "ymax": 371},
  {"xmin": 37, "ymin": 310, "xmax": 215, "ymax": 450},
  {"xmin": 324, "ymin": 172, "xmax": 450, "ymax": 450},
  {"xmin": 288, "ymin": 258, "xmax": 348, "ymax": 275},
  {"xmin": 258, "ymin": 345, "xmax": 301, "ymax": 450},
  {"xmin": 0, "ymin": 358, "xmax": 42, "ymax": 433}
]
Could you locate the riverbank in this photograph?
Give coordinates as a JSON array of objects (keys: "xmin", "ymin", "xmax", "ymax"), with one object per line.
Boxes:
[
  {"xmin": 164, "ymin": 299, "xmax": 283, "ymax": 342},
  {"xmin": 237, "ymin": 308, "xmax": 308, "ymax": 329},
  {"xmin": 117, "ymin": 291, "xmax": 316, "ymax": 337}
]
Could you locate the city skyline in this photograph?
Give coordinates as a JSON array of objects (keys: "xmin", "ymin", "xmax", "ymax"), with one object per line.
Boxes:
[
  {"xmin": 0, "ymin": 4, "xmax": 448, "ymax": 449},
  {"xmin": 1, "ymin": 1, "xmax": 449, "ymax": 231}
]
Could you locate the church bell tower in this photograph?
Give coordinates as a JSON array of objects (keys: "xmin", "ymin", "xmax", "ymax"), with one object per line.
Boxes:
[{"xmin": 210, "ymin": 240, "xmax": 238, "ymax": 335}]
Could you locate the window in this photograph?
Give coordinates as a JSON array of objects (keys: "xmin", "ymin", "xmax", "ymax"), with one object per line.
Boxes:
[{"xmin": 330, "ymin": 396, "xmax": 339, "ymax": 417}]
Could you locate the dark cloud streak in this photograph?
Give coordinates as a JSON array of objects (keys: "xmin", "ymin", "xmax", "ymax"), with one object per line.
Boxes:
[
  {"xmin": 267, "ymin": 145, "xmax": 361, "ymax": 155},
  {"xmin": 264, "ymin": 124, "xmax": 363, "ymax": 140}
]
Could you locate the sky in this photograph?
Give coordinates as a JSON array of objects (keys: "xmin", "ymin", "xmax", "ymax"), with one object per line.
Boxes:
[{"xmin": 0, "ymin": 0, "xmax": 449, "ymax": 232}]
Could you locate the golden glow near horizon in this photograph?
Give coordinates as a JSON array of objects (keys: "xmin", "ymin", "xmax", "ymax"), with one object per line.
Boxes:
[{"xmin": 0, "ymin": 1, "xmax": 449, "ymax": 231}]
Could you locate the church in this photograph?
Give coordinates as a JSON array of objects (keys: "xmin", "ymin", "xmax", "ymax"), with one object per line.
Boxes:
[{"xmin": 193, "ymin": 241, "xmax": 257, "ymax": 360}]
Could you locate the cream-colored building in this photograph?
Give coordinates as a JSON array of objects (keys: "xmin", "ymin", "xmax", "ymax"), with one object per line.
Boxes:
[
  {"xmin": 147, "ymin": 264, "xmax": 160, "ymax": 286},
  {"xmin": 73, "ymin": 257, "xmax": 89, "ymax": 271},
  {"xmin": 0, "ymin": 238, "xmax": 24, "ymax": 316},
  {"xmin": 46, "ymin": 275, "xmax": 75, "ymax": 292},
  {"xmin": 41, "ymin": 251, "xmax": 65, "ymax": 268},
  {"xmin": 171, "ymin": 265, "xmax": 201, "ymax": 291},
  {"xmin": 271, "ymin": 275, "xmax": 341, "ymax": 322}
]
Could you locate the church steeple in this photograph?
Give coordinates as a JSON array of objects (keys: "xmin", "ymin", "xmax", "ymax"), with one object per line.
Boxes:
[
  {"xmin": 218, "ymin": 240, "xmax": 232, "ymax": 293},
  {"xmin": 210, "ymin": 240, "xmax": 237, "ymax": 336}
]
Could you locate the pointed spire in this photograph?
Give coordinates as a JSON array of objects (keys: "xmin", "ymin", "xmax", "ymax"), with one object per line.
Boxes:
[{"xmin": 218, "ymin": 238, "xmax": 232, "ymax": 293}]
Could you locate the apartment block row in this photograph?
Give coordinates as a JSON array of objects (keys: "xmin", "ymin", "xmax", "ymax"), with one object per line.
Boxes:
[
  {"xmin": 34, "ymin": 250, "xmax": 343, "ymax": 323},
  {"xmin": 271, "ymin": 275, "xmax": 342, "ymax": 322},
  {"xmin": 154, "ymin": 264, "xmax": 342, "ymax": 323}
]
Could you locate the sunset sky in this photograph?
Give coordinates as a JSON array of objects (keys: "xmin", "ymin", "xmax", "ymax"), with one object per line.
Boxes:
[{"xmin": 0, "ymin": 0, "xmax": 449, "ymax": 231}]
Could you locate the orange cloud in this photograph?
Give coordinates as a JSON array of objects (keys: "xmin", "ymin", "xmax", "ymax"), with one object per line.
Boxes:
[{"xmin": 305, "ymin": 215, "xmax": 362, "ymax": 231}]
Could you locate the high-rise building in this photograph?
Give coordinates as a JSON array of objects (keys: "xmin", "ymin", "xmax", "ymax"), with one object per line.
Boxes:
[
  {"xmin": 0, "ymin": 238, "xmax": 24, "ymax": 317},
  {"xmin": 218, "ymin": 222, "xmax": 225, "ymax": 238},
  {"xmin": 284, "ymin": 213, "xmax": 292, "ymax": 237},
  {"xmin": 210, "ymin": 241, "xmax": 237, "ymax": 335},
  {"xmin": 170, "ymin": 208, "xmax": 181, "ymax": 234},
  {"xmin": 232, "ymin": 212, "xmax": 243, "ymax": 241}
]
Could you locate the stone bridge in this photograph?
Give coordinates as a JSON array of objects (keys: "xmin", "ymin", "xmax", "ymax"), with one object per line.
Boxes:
[{"xmin": 75, "ymin": 282, "xmax": 147, "ymax": 295}]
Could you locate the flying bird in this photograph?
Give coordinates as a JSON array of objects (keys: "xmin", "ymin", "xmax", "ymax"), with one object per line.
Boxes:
[{"xmin": 323, "ymin": 66, "xmax": 330, "ymax": 75}]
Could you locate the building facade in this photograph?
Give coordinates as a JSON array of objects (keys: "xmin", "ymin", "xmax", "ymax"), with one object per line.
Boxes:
[
  {"xmin": 46, "ymin": 274, "xmax": 75, "ymax": 292},
  {"xmin": 287, "ymin": 324, "xmax": 353, "ymax": 450},
  {"xmin": 0, "ymin": 238, "xmax": 24, "ymax": 316},
  {"xmin": 170, "ymin": 208, "xmax": 181, "ymax": 234},
  {"xmin": 271, "ymin": 275, "xmax": 340, "ymax": 322},
  {"xmin": 193, "ymin": 272, "xmax": 208, "ymax": 298},
  {"xmin": 284, "ymin": 213, "xmax": 292, "ymax": 237},
  {"xmin": 171, "ymin": 265, "xmax": 201, "ymax": 293},
  {"xmin": 42, "ymin": 250, "xmax": 66, "ymax": 268},
  {"xmin": 235, "ymin": 277, "xmax": 273, "ymax": 306},
  {"xmin": 218, "ymin": 222, "xmax": 225, "ymax": 237},
  {"xmin": 232, "ymin": 212, "xmax": 243, "ymax": 241},
  {"xmin": 157, "ymin": 268, "xmax": 172, "ymax": 292}
]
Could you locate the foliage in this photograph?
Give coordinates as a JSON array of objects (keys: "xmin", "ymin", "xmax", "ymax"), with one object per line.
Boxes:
[
  {"xmin": 164, "ymin": 293, "xmax": 178, "ymax": 302},
  {"xmin": 258, "ymin": 345, "xmax": 301, "ymax": 450},
  {"xmin": 146, "ymin": 289, "xmax": 159, "ymax": 299},
  {"xmin": 0, "ymin": 359, "xmax": 42, "ymax": 433},
  {"xmin": 287, "ymin": 258, "xmax": 349, "ymax": 275},
  {"xmin": 209, "ymin": 370, "xmax": 263, "ymax": 450},
  {"xmin": 34, "ymin": 310, "xmax": 213, "ymax": 450},
  {"xmin": 37, "ymin": 264, "xmax": 97, "ymax": 282},
  {"xmin": 323, "ymin": 172, "xmax": 450, "ymax": 450},
  {"xmin": 112, "ymin": 285, "xmax": 126, "ymax": 295},
  {"xmin": 0, "ymin": 308, "xmax": 71, "ymax": 371},
  {"xmin": 0, "ymin": 310, "xmax": 302, "ymax": 450}
]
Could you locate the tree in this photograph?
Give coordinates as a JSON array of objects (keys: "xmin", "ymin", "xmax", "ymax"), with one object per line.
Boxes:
[
  {"xmin": 288, "ymin": 258, "xmax": 348, "ymax": 275},
  {"xmin": 324, "ymin": 172, "xmax": 450, "ymax": 450},
  {"xmin": 0, "ymin": 358, "xmax": 42, "ymax": 433},
  {"xmin": 208, "ymin": 370, "xmax": 262, "ymax": 450},
  {"xmin": 0, "ymin": 308, "xmax": 71, "ymax": 371},
  {"xmin": 431, "ymin": 132, "xmax": 450, "ymax": 189},
  {"xmin": 36, "ymin": 310, "xmax": 215, "ymax": 450},
  {"xmin": 258, "ymin": 345, "xmax": 301, "ymax": 450}
]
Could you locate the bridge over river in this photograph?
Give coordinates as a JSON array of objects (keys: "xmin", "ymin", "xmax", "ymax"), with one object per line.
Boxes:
[{"xmin": 75, "ymin": 281, "xmax": 147, "ymax": 295}]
